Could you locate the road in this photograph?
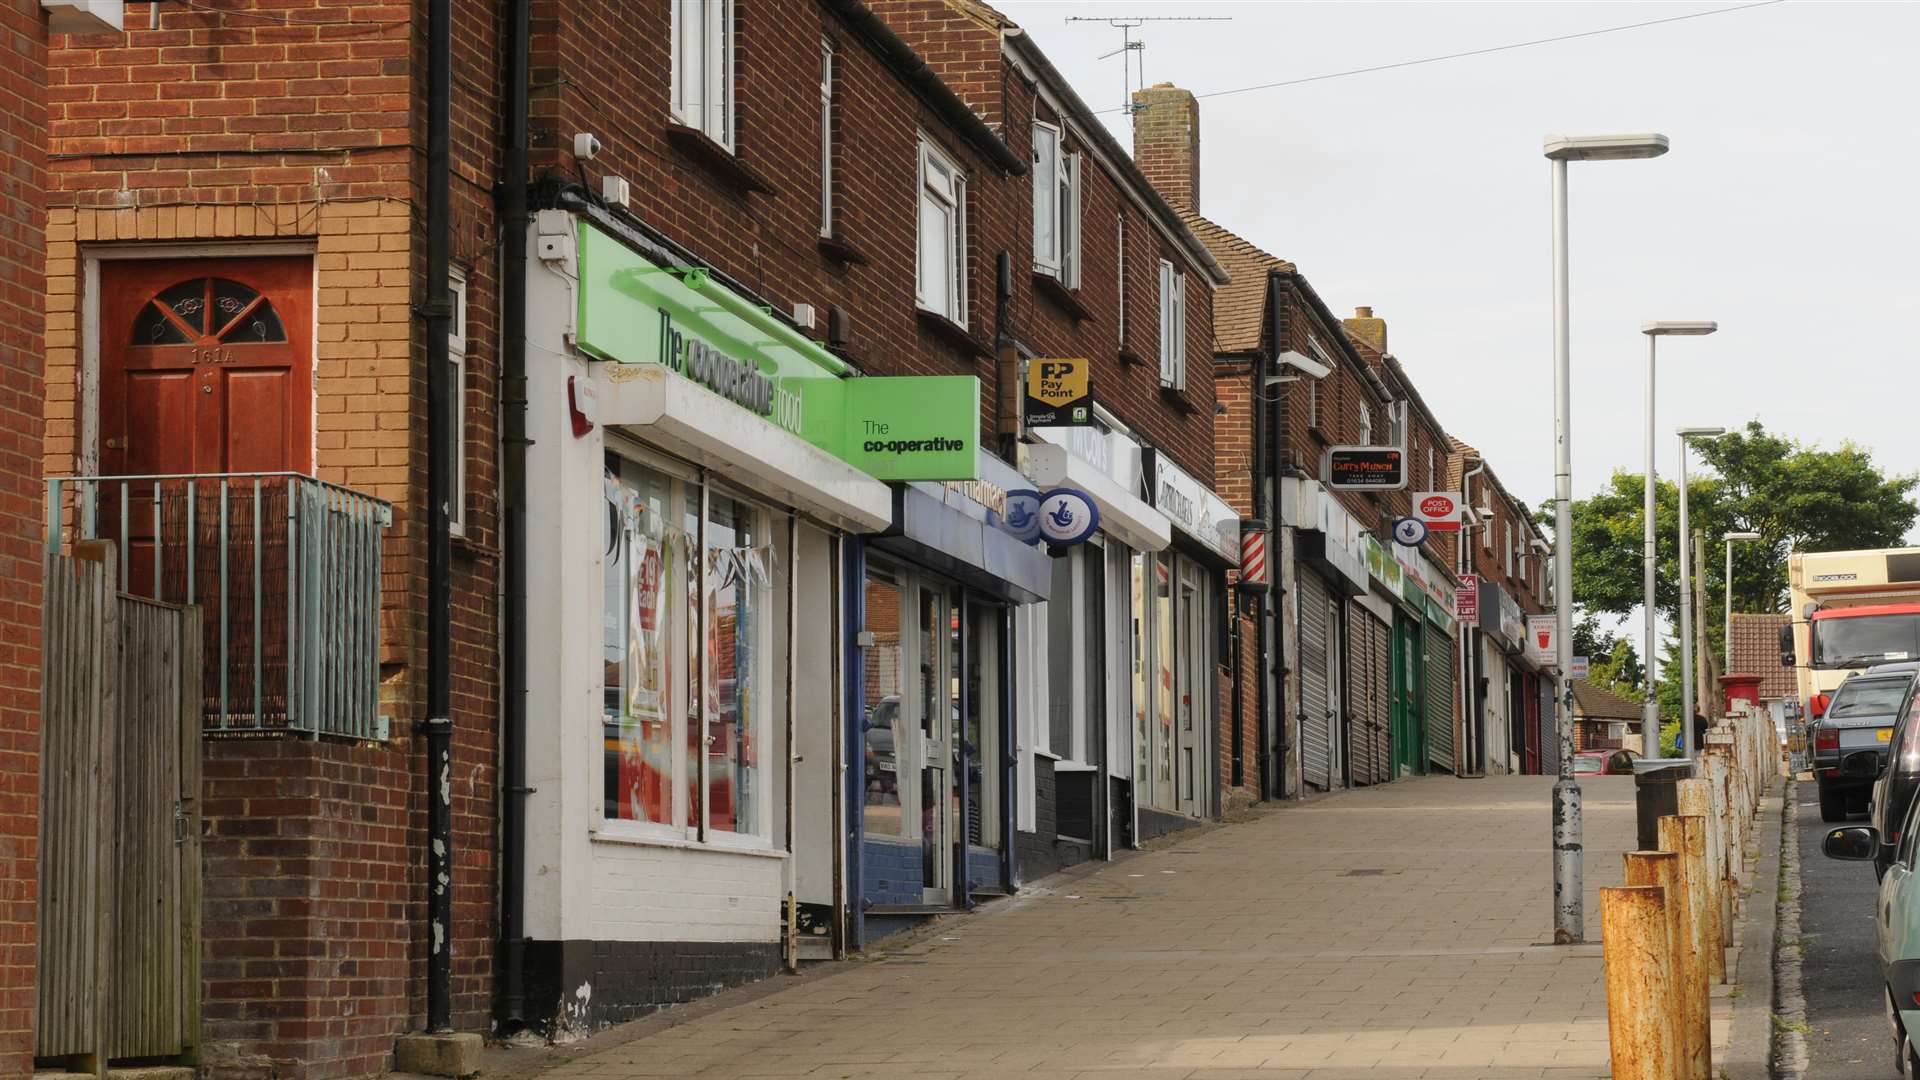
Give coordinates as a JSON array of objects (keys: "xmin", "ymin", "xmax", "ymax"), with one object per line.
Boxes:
[
  {"xmin": 493, "ymin": 775, "xmax": 1749, "ymax": 1080},
  {"xmin": 1797, "ymin": 788, "xmax": 1890, "ymax": 1078}
]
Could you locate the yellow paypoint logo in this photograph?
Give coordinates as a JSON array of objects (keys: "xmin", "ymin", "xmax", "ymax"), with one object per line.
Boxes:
[{"xmin": 1028, "ymin": 358, "xmax": 1088, "ymax": 408}]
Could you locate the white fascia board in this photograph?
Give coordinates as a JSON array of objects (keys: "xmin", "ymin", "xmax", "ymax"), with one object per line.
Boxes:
[
  {"xmin": 42, "ymin": 0, "xmax": 123, "ymax": 34},
  {"xmin": 1020, "ymin": 442, "xmax": 1171, "ymax": 553},
  {"xmin": 600, "ymin": 364, "xmax": 892, "ymax": 534}
]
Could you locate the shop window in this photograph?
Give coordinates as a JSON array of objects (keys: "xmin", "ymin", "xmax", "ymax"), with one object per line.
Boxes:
[
  {"xmin": 1032, "ymin": 120, "xmax": 1080, "ymax": 285},
  {"xmin": 862, "ymin": 573, "xmax": 907, "ymax": 837},
  {"xmin": 1158, "ymin": 260, "xmax": 1185, "ymax": 389},
  {"xmin": 602, "ymin": 453, "xmax": 772, "ymax": 841},
  {"xmin": 818, "ymin": 40, "xmax": 833, "ymax": 237},
  {"xmin": 917, "ymin": 137, "xmax": 968, "ymax": 326},
  {"xmin": 1045, "ymin": 544, "xmax": 1105, "ymax": 763},
  {"xmin": 671, "ymin": 0, "xmax": 734, "ymax": 148}
]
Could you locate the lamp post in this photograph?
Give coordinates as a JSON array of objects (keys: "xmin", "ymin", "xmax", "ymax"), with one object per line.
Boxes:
[
  {"xmin": 1640, "ymin": 321, "xmax": 1717, "ymax": 759},
  {"xmin": 1543, "ymin": 132, "xmax": 1669, "ymax": 945},
  {"xmin": 1676, "ymin": 425, "xmax": 1726, "ymax": 758},
  {"xmin": 1724, "ymin": 530, "xmax": 1763, "ymax": 669}
]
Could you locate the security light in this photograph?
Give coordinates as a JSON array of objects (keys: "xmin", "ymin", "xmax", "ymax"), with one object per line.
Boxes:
[
  {"xmin": 1273, "ymin": 349, "xmax": 1331, "ymax": 380},
  {"xmin": 1642, "ymin": 321, "xmax": 1717, "ymax": 336},
  {"xmin": 1677, "ymin": 425, "xmax": 1727, "ymax": 438},
  {"xmin": 1543, "ymin": 133, "xmax": 1670, "ymax": 161}
]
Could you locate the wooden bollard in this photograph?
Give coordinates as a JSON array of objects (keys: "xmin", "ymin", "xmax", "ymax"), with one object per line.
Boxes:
[
  {"xmin": 1602, "ymin": 885, "xmax": 1681, "ymax": 1080},
  {"xmin": 1661, "ymin": 814, "xmax": 1724, "ymax": 984},
  {"xmin": 1626, "ymin": 851, "xmax": 1708, "ymax": 1079}
]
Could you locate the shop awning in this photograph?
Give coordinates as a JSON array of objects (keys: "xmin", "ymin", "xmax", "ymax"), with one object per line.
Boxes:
[
  {"xmin": 1018, "ymin": 441, "xmax": 1171, "ymax": 553},
  {"xmin": 601, "ymin": 364, "xmax": 893, "ymax": 533}
]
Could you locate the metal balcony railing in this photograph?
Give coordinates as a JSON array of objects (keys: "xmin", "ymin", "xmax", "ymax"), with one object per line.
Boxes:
[{"xmin": 45, "ymin": 473, "xmax": 393, "ymax": 739}]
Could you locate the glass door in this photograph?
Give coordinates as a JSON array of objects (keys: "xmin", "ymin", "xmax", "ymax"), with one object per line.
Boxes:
[
  {"xmin": 917, "ymin": 586, "xmax": 953, "ymax": 905},
  {"xmin": 1177, "ymin": 563, "xmax": 1204, "ymax": 819},
  {"xmin": 963, "ymin": 601, "xmax": 1000, "ymax": 858}
]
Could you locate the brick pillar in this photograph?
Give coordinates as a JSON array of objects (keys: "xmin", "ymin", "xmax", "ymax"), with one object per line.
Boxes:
[
  {"xmin": 0, "ymin": 2, "xmax": 46, "ymax": 1075},
  {"xmin": 1129, "ymin": 82, "xmax": 1200, "ymax": 213}
]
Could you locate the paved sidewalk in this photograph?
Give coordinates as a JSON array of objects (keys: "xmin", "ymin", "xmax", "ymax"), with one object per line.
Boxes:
[{"xmin": 508, "ymin": 775, "xmax": 1742, "ymax": 1079}]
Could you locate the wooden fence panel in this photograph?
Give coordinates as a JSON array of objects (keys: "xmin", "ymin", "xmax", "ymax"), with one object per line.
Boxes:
[{"xmin": 36, "ymin": 548, "xmax": 200, "ymax": 1067}]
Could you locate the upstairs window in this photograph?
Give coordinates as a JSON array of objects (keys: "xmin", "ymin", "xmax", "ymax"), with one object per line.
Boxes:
[
  {"xmin": 448, "ymin": 271, "xmax": 468, "ymax": 539},
  {"xmin": 1157, "ymin": 259, "xmax": 1185, "ymax": 389},
  {"xmin": 1504, "ymin": 520, "xmax": 1514, "ymax": 576},
  {"xmin": 917, "ymin": 138, "xmax": 968, "ymax": 326},
  {"xmin": 671, "ymin": 0, "xmax": 734, "ymax": 148},
  {"xmin": 818, "ymin": 40, "xmax": 833, "ymax": 236},
  {"xmin": 1032, "ymin": 121, "xmax": 1081, "ymax": 285},
  {"xmin": 1358, "ymin": 404, "xmax": 1372, "ymax": 447},
  {"xmin": 1115, "ymin": 214, "xmax": 1128, "ymax": 344}
]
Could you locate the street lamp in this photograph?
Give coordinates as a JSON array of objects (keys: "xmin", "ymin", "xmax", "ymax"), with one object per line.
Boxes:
[
  {"xmin": 1640, "ymin": 321, "xmax": 1718, "ymax": 759},
  {"xmin": 1724, "ymin": 531, "xmax": 1764, "ymax": 669},
  {"xmin": 1543, "ymin": 130, "xmax": 1669, "ymax": 946},
  {"xmin": 1676, "ymin": 424, "xmax": 1727, "ymax": 758}
]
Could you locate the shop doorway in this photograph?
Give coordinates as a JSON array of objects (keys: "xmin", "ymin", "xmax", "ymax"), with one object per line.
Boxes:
[
  {"xmin": 860, "ymin": 564, "xmax": 1005, "ymax": 910},
  {"xmin": 1391, "ymin": 615, "xmax": 1425, "ymax": 778},
  {"xmin": 1176, "ymin": 563, "xmax": 1205, "ymax": 819}
]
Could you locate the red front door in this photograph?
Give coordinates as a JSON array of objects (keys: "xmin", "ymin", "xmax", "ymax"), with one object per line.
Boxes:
[{"xmin": 98, "ymin": 257, "xmax": 313, "ymax": 601}]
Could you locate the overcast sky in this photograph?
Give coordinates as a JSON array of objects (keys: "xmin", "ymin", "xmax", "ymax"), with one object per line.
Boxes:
[{"xmin": 998, "ymin": 1, "xmax": 1920, "ymax": 516}]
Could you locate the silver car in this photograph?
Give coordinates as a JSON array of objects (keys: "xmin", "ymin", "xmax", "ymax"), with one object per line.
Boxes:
[{"xmin": 1815, "ymin": 662, "xmax": 1919, "ymax": 822}]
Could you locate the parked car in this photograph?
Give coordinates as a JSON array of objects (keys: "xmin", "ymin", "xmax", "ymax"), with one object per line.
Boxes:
[
  {"xmin": 864, "ymin": 696, "xmax": 900, "ymax": 795},
  {"xmin": 1572, "ymin": 748, "xmax": 1639, "ymax": 775},
  {"xmin": 1824, "ymin": 795, "xmax": 1920, "ymax": 1074},
  {"xmin": 1873, "ymin": 676, "xmax": 1920, "ymax": 876},
  {"xmin": 1813, "ymin": 662, "xmax": 1918, "ymax": 822}
]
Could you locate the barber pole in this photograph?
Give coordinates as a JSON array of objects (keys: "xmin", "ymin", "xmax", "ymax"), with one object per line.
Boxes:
[{"xmin": 1239, "ymin": 518, "xmax": 1270, "ymax": 592}]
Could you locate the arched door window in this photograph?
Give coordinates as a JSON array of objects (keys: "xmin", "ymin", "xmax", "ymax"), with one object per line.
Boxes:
[{"xmin": 131, "ymin": 277, "xmax": 289, "ymax": 347}]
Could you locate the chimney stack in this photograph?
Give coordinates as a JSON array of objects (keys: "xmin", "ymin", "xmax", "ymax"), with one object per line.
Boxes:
[
  {"xmin": 1344, "ymin": 306, "xmax": 1387, "ymax": 353},
  {"xmin": 1130, "ymin": 82, "xmax": 1199, "ymax": 214}
]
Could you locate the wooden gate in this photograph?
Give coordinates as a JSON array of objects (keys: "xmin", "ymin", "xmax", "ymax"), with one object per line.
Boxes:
[{"xmin": 37, "ymin": 548, "xmax": 202, "ymax": 1069}]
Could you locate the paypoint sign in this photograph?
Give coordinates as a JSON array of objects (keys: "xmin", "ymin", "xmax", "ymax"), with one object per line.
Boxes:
[{"xmin": 1024, "ymin": 357, "xmax": 1093, "ymax": 427}]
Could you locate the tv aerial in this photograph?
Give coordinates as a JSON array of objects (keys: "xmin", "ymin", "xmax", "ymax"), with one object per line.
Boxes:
[{"xmin": 1063, "ymin": 14, "xmax": 1232, "ymax": 119}]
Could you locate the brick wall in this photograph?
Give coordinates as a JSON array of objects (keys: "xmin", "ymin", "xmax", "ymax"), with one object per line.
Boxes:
[
  {"xmin": 39, "ymin": 1, "xmax": 502, "ymax": 1072},
  {"xmin": 0, "ymin": 3, "xmax": 46, "ymax": 1075},
  {"xmin": 1130, "ymin": 82, "xmax": 1200, "ymax": 216}
]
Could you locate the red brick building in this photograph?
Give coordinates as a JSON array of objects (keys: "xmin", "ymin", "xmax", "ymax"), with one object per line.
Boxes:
[
  {"xmin": 0, "ymin": 4, "xmax": 48, "ymax": 1075},
  {"xmin": 37, "ymin": 1, "xmax": 500, "ymax": 1074}
]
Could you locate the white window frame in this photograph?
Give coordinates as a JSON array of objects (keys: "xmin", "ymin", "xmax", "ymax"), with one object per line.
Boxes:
[
  {"xmin": 818, "ymin": 39, "xmax": 833, "ymax": 238},
  {"xmin": 1482, "ymin": 508, "xmax": 1494, "ymax": 552},
  {"xmin": 447, "ymin": 271, "xmax": 468, "ymax": 539},
  {"xmin": 916, "ymin": 136, "xmax": 968, "ymax": 326},
  {"xmin": 670, "ymin": 0, "xmax": 734, "ymax": 149},
  {"xmin": 1115, "ymin": 213, "xmax": 1127, "ymax": 344},
  {"xmin": 1358, "ymin": 403, "xmax": 1372, "ymax": 447},
  {"xmin": 1427, "ymin": 447, "xmax": 1435, "ymax": 492},
  {"xmin": 1157, "ymin": 259, "xmax": 1185, "ymax": 389},
  {"xmin": 598, "ymin": 447, "xmax": 778, "ymax": 848},
  {"xmin": 1032, "ymin": 120, "xmax": 1061, "ymax": 275},
  {"xmin": 1504, "ymin": 520, "xmax": 1514, "ymax": 577}
]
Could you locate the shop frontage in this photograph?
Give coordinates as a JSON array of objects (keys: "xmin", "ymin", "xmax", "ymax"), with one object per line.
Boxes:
[
  {"xmin": 854, "ymin": 454, "xmax": 1051, "ymax": 944},
  {"xmin": 1015, "ymin": 423, "xmax": 1171, "ymax": 875},
  {"xmin": 1477, "ymin": 579, "xmax": 1525, "ymax": 774},
  {"xmin": 516, "ymin": 210, "xmax": 983, "ymax": 1029},
  {"xmin": 1285, "ymin": 479, "xmax": 1369, "ymax": 795}
]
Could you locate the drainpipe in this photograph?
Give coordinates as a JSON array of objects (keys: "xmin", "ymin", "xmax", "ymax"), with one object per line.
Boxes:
[
  {"xmin": 1259, "ymin": 271, "xmax": 1287, "ymax": 799},
  {"xmin": 497, "ymin": 0, "xmax": 531, "ymax": 1030},
  {"xmin": 1460, "ymin": 457, "xmax": 1486, "ymax": 776},
  {"xmin": 423, "ymin": 0, "xmax": 455, "ymax": 1034}
]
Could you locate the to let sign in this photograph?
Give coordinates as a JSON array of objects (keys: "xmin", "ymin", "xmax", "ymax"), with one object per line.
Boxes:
[
  {"xmin": 1455, "ymin": 573, "xmax": 1480, "ymax": 625},
  {"xmin": 1024, "ymin": 358, "xmax": 1093, "ymax": 427},
  {"xmin": 1325, "ymin": 447, "xmax": 1405, "ymax": 490}
]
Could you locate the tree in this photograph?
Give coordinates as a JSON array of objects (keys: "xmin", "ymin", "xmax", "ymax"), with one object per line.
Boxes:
[
  {"xmin": 1572, "ymin": 615, "xmax": 1643, "ymax": 700},
  {"xmin": 1555, "ymin": 420, "xmax": 1916, "ymax": 621},
  {"xmin": 1552, "ymin": 420, "xmax": 1915, "ymax": 721}
]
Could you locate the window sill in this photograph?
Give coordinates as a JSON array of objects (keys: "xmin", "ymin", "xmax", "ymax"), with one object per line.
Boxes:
[
  {"xmin": 1032, "ymin": 271, "xmax": 1094, "ymax": 322},
  {"xmin": 590, "ymin": 827, "xmax": 790, "ymax": 859},
  {"xmin": 1308, "ymin": 425, "xmax": 1331, "ymax": 446},
  {"xmin": 915, "ymin": 306, "xmax": 991, "ymax": 359},
  {"xmin": 1117, "ymin": 344, "xmax": 1147, "ymax": 367},
  {"xmin": 1052, "ymin": 760, "xmax": 1099, "ymax": 773},
  {"xmin": 663, "ymin": 123, "xmax": 778, "ymax": 196},
  {"xmin": 1158, "ymin": 383, "xmax": 1198, "ymax": 414},
  {"xmin": 1031, "ymin": 748, "xmax": 1062, "ymax": 762},
  {"xmin": 817, "ymin": 232, "xmax": 871, "ymax": 267},
  {"xmin": 451, "ymin": 533, "xmax": 499, "ymax": 561}
]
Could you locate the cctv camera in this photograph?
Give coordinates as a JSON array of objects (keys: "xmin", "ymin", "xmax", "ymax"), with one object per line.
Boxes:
[{"xmin": 573, "ymin": 133, "xmax": 603, "ymax": 161}]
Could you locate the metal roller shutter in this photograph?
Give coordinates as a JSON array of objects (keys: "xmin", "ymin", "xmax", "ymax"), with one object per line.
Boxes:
[
  {"xmin": 1351, "ymin": 608, "xmax": 1390, "ymax": 787},
  {"xmin": 1298, "ymin": 568, "xmax": 1335, "ymax": 792},
  {"xmin": 1372, "ymin": 615, "xmax": 1392, "ymax": 784},
  {"xmin": 1425, "ymin": 623, "xmax": 1455, "ymax": 774}
]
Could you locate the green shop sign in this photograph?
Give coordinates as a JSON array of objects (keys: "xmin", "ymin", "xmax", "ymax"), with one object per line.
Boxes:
[{"xmin": 574, "ymin": 220, "xmax": 977, "ymax": 482}]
